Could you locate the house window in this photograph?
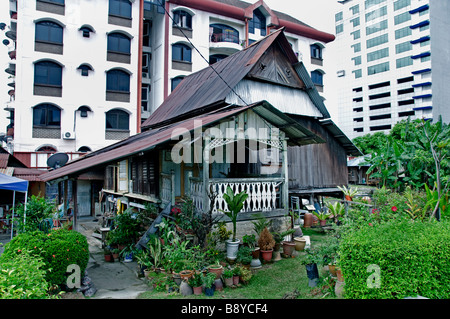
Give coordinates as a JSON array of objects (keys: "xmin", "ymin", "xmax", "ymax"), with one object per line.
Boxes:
[
  {"xmin": 171, "ymin": 76, "xmax": 184, "ymax": 91},
  {"xmin": 106, "ymin": 69, "xmax": 130, "ymax": 92},
  {"xmin": 107, "ymin": 33, "xmax": 131, "ymax": 54},
  {"xmin": 130, "ymin": 154, "xmax": 158, "ymax": 196},
  {"xmin": 78, "ymin": 64, "xmax": 93, "ymax": 76},
  {"xmin": 109, "ymin": 0, "xmax": 131, "ymax": 18},
  {"xmin": 249, "ymin": 8, "xmax": 266, "ymax": 36},
  {"xmin": 33, "ymin": 104, "xmax": 61, "ymax": 128},
  {"xmin": 172, "ymin": 43, "xmax": 191, "ymax": 63},
  {"xmin": 173, "ymin": 10, "xmax": 192, "ymax": 29},
  {"xmin": 310, "ymin": 44, "xmax": 322, "ymax": 59},
  {"xmin": 46, "ymin": 0, "xmax": 65, "ymax": 3},
  {"xmin": 311, "ymin": 70, "xmax": 324, "ymax": 86},
  {"xmin": 35, "ymin": 21, "xmax": 63, "ymax": 44},
  {"xmin": 78, "ymin": 146, "xmax": 91, "ymax": 152},
  {"xmin": 34, "ymin": 61, "xmax": 62, "ymax": 87},
  {"xmin": 79, "ymin": 26, "xmax": 94, "ymax": 38},
  {"xmin": 106, "ymin": 109, "xmax": 129, "ymax": 131}
]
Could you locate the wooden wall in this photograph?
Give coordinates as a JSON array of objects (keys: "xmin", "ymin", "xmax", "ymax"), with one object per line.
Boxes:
[{"xmin": 288, "ymin": 116, "xmax": 348, "ymax": 189}]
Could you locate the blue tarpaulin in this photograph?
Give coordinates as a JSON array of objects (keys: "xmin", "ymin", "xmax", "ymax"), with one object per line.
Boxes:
[{"xmin": 0, "ymin": 173, "xmax": 28, "ymax": 192}]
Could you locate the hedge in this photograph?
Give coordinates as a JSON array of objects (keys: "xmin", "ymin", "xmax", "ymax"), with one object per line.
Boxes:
[
  {"xmin": 0, "ymin": 229, "xmax": 90, "ymax": 287},
  {"xmin": 338, "ymin": 220, "xmax": 450, "ymax": 299}
]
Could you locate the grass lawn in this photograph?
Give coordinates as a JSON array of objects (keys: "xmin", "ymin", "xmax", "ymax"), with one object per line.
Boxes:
[{"xmin": 137, "ymin": 228, "xmax": 337, "ymax": 300}]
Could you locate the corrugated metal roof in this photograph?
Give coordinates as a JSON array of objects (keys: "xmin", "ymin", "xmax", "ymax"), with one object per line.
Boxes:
[
  {"xmin": 141, "ymin": 29, "xmax": 306, "ymax": 130},
  {"xmin": 319, "ymin": 119, "xmax": 362, "ymax": 157}
]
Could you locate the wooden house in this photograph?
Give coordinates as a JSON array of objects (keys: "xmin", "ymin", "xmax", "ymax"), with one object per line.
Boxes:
[{"xmin": 40, "ymin": 29, "xmax": 360, "ymax": 231}]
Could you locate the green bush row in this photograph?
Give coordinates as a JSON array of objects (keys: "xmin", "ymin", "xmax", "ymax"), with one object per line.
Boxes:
[
  {"xmin": 338, "ymin": 220, "xmax": 450, "ymax": 299},
  {"xmin": 0, "ymin": 229, "xmax": 90, "ymax": 287}
]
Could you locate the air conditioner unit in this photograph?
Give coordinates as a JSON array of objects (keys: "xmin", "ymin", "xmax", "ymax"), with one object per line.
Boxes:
[
  {"xmin": 142, "ymin": 72, "xmax": 149, "ymax": 78},
  {"xmin": 63, "ymin": 131, "xmax": 76, "ymax": 140}
]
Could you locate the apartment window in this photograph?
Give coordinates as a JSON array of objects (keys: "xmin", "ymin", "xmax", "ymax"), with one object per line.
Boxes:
[
  {"xmin": 398, "ymin": 88, "xmax": 414, "ymax": 95},
  {"xmin": 394, "ymin": 12, "xmax": 411, "ymax": 25},
  {"xmin": 354, "ymin": 107, "xmax": 363, "ymax": 112},
  {"xmin": 350, "ymin": 4, "xmax": 360, "ymax": 14},
  {"xmin": 106, "ymin": 109, "xmax": 129, "ymax": 131},
  {"xmin": 420, "ymin": 24, "xmax": 430, "ymax": 32},
  {"xmin": 34, "ymin": 61, "xmax": 62, "ymax": 87},
  {"xmin": 109, "ymin": 0, "xmax": 131, "ymax": 18},
  {"xmin": 335, "ymin": 12, "xmax": 343, "ymax": 22},
  {"xmin": 421, "ymin": 55, "xmax": 431, "ymax": 62},
  {"xmin": 395, "ymin": 41, "xmax": 412, "ymax": 54},
  {"xmin": 141, "ymin": 84, "xmax": 149, "ymax": 112},
  {"xmin": 353, "ymin": 87, "xmax": 363, "ymax": 92},
  {"xmin": 311, "ymin": 70, "xmax": 324, "ymax": 86},
  {"xmin": 396, "ymin": 56, "xmax": 413, "ymax": 68},
  {"xmin": 249, "ymin": 9, "xmax": 266, "ymax": 36},
  {"xmin": 143, "ymin": 20, "xmax": 151, "ymax": 47},
  {"xmin": 367, "ymin": 33, "xmax": 388, "ymax": 49},
  {"xmin": 420, "ymin": 39, "xmax": 430, "ymax": 47},
  {"xmin": 369, "ymin": 91, "xmax": 390, "ymax": 100},
  {"xmin": 33, "ymin": 104, "xmax": 61, "ymax": 128},
  {"xmin": 210, "ymin": 24, "xmax": 240, "ymax": 44},
  {"xmin": 399, "ymin": 111, "xmax": 415, "ymax": 117},
  {"xmin": 46, "ymin": 0, "xmax": 65, "ymax": 3},
  {"xmin": 366, "ymin": 20, "xmax": 388, "ymax": 35},
  {"xmin": 173, "ymin": 10, "xmax": 192, "ymax": 29},
  {"xmin": 370, "ymin": 124, "xmax": 391, "ymax": 131},
  {"xmin": 398, "ymin": 76, "xmax": 414, "ymax": 84},
  {"xmin": 354, "ymin": 117, "xmax": 363, "ymax": 122},
  {"xmin": 365, "ymin": 0, "xmax": 386, "ymax": 10},
  {"xmin": 353, "ymin": 97, "xmax": 363, "ymax": 102},
  {"xmin": 370, "ymin": 114, "xmax": 391, "ymax": 121},
  {"xmin": 35, "ymin": 21, "xmax": 63, "ymax": 44},
  {"xmin": 79, "ymin": 26, "xmax": 94, "ymax": 38},
  {"xmin": 351, "ymin": 43, "xmax": 361, "ymax": 53},
  {"xmin": 395, "ymin": 26, "xmax": 412, "ymax": 39},
  {"xmin": 310, "ymin": 44, "xmax": 322, "ymax": 59},
  {"xmin": 399, "ymin": 99, "xmax": 414, "ymax": 106},
  {"xmin": 369, "ymin": 81, "xmax": 390, "ymax": 89},
  {"xmin": 78, "ymin": 64, "xmax": 93, "ymax": 76},
  {"xmin": 352, "ymin": 56, "xmax": 362, "ymax": 66},
  {"xmin": 78, "ymin": 146, "xmax": 91, "ymax": 152},
  {"xmin": 107, "ymin": 33, "xmax": 131, "ymax": 54},
  {"xmin": 367, "ymin": 47, "xmax": 389, "ymax": 62},
  {"xmin": 353, "ymin": 69, "xmax": 362, "ymax": 79},
  {"xmin": 394, "ymin": 0, "xmax": 411, "ymax": 11},
  {"xmin": 172, "ymin": 43, "xmax": 191, "ymax": 63},
  {"xmin": 369, "ymin": 103, "xmax": 391, "ymax": 110},
  {"xmin": 171, "ymin": 76, "xmax": 184, "ymax": 91},
  {"xmin": 209, "ymin": 54, "xmax": 228, "ymax": 65},
  {"xmin": 336, "ymin": 24, "xmax": 343, "ymax": 34},
  {"xmin": 350, "ymin": 17, "xmax": 360, "ymax": 27},
  {"xmin": 365, "ymin": 6, "xmax": 387, "ymax": 22},
  {"xmin": 354, "ymin": 127, "xmax": 364, "ymax": 133},
  {"xmin": 106, "ymin": 69, "xmax": 130, "ymax": 92},
  {"xmin": 351, "ymin": 30, "xmax": 361, "ymax": 40},
  {"xmin": 368, "ymin": 62, "xmax": 390, "ymax": 75}
]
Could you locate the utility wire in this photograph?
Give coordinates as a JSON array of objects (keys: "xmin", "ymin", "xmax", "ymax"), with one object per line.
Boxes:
[{"xmin": 156, "ymin": 0, "xmax": 250, "ymax": 107}]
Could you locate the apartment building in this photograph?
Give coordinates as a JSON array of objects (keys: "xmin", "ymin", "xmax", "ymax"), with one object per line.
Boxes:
[
  {"xmin": 2, "ymin": 0, "xmax": 335, "ymax": 169},
  {"xmin": 334, "ymin": 0, "xmax": 450, "ymax": 140}
]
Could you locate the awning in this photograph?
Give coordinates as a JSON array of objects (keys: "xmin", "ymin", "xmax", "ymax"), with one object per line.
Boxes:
[{"xmin": 0, "ymin": 172, "xmax": 28, "ymax": 192}]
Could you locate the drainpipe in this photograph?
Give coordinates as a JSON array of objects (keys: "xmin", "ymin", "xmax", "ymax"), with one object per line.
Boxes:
[
  {"xmin": 136, "ymin": 0, "xmax": 144, "ymax": 133},
  {"xmin": 163, "ymin": 0, "xmax": 170, "ymax": 100}
]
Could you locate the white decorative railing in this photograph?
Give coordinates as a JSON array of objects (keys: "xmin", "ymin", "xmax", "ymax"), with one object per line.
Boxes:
[{"xmin": 189, "ymin": 178, "xmax": 284, "ymax": 214}]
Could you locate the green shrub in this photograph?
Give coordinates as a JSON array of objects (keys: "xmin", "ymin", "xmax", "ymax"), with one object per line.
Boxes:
[
  {"xmin": 14, "ymin": 195, "xmax": 56, "ymax": 233},
  {"xmin": 1, "ymin": 229, "xmax": 90, "ymax": 287},
  {"xmin": 0, "ymin": 249, "xmax": 56, "ymax": 299},
  {"xmin": 338, "ymin": 220, "xmax": 450, "ymax": 299}
]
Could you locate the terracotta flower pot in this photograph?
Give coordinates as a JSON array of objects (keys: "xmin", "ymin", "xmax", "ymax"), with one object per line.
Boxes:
[
  {"xmin": 304, "ymin": 213, "xmax": 313, "ymax": 228},
  {"xmin": 320, "ymin": 219, "xmax": 327, "ymax": 226},
  {"xmin": 328, "ymin": 264, "xmax": 337, "ymax": 277},
  {"xmin": 294, "ymin": 237, "xmax": 306, "ymax": 251},
  {"xmin": 208, "ymin": 265, "xmax": 223, "ymax": 279},
  {"xmin": 224, "ymin": 277, "xmax": 234, "ymax": 287},
  {"xmin": 252, "ymin": 247, "xmax": 260, "ymax": 259},
  {"xmin": 282, "ymin": 241, "xmax": 296, "ymax": 256},
  {"xmin": 260, "ymin": 249, "xmax": 273, "ymax": 262},
  {"xmin": 193, "ymin": 286, "xmax": 202, "ymax": 295},
  {"xmin": 104, "ymin": 254, "xmax": 113, "ymax": 262},
  {"xmin": 336, "ymin": 268, "xmax": 344, "ymax": 282},
  {"xmin": 180, "ymin": 270, "xmax": 194, "ymax": 281},
  {"xmin": 232, "ymin": 275, "xmax": 240, "ymax": 285}
]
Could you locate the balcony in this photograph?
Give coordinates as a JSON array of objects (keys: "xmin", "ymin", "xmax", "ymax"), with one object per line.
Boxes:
[{"xmin": 209, "ymin": 32, "xmax": 243, "ymax": 54}]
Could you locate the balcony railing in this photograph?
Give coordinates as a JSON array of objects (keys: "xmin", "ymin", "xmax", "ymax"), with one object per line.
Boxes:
[
  {"xmin": 190, "ymin": 177, "xmax": 284, "ymax": 214},
  {"xmin": 210, "ymin": 32, "xmax": 240, "ymax": 45}
]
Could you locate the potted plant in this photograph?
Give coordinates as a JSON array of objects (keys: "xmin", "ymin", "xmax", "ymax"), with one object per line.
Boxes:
[
  {"xmin": 220, "ymin": 186, "xmax": 248, "ymax": 261},
  {"xmin": 301, "ymin": 248, "xmax": 322, "ymax": 287},
  {"xmin": 207, "ymin": 260, "xmax": 224, "ymax": 279},
  {"xmin": 188, "ymin": 274, "xmax": 203, "ymax": 295},
  {"xmin": 313, "ymin": 210, "xmax": 330, "ymax": 227},
  {"xmin": 326, "ymin": 201, "xmax": 345, "ymax": 224},
  {"xmin": 120, "ymin": 244, "xmax": 136, "ymax": 263},
  {"xmin": 103, "ymin": 248, "xmax": 113, "ymax": 262},
  {"xmin": 258, "ymin": 227, "xmax": 275, "ymax": 262},
  {"xmin": 278, "ymin": 229, "xmax": 296, "ymax": 257},
  {"xmin": 111, "ymin": 248, "xmax": 120, "ymax": 261},
  {"xmin": 236, "ymin": 246, "xmax": 252, "ymax": 266},
  {"xmin": 238, "ymin": 266, "xmax": 252, "ymax": 285},
  {"xmin": 338, "ymin": 185, "xmax": 359, "ymax": 201},
  {"xmin": 202, "ymin": 272, "xmax": 217, "ymax": 297},
  {"xmin": 232, "ymin": 267, "xmax": 240, "ymax": 285},
  {"xmin": 293, "ymin": 236, "xmax": 307, "ymax": 251},
  {"xmin": 222, "ymin": 268, "xmax": 234, "ymax": 287}
]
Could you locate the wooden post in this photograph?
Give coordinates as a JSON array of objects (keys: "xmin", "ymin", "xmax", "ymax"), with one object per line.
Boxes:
[
  {"xmin": 72, "ymin": 179, "xmax": 78, "ymax": 231},
  {"xmin": 170, "ymin": 169, "xmax": 175, "ymax": 205},
  {"xmin": 203, "ymin": 135, "xmax": 211, "ymax": 214},
  {"xmin": 282, "ymin": 139, "xmax": 289, "ymax": 211}
]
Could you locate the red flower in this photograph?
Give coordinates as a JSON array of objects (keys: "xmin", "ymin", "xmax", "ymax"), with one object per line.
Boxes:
[
  {"xmin": 52, "ymin": 255, "xmax": 56, "ymax": 258},
  {"xmin": 391, "ymin": 206, "xmax": 398, "ymax": 212},
  {"xmin": 369, "ymin": 223, "xmax": 373, "ymax": 226},
  {"xmin": 17, "ymin": 249, "xmax": 21, "ymax": 252}
]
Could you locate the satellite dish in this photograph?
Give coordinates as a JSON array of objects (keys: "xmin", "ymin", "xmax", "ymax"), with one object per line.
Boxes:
[
  {"xmin": 47, "ymin": 152, "xmax": 69, "ymax": 169},
  {"xmin": 2, "ymin": 39, "xmax": 10, "ymax": 46}
]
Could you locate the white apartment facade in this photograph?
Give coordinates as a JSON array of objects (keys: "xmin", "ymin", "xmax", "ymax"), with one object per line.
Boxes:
[
  {"xmin": 335, "ymin": 0, "xmax": 450, "ymax": 140},
  {"xmin": 3, "ymin": 0, "xmax": 335, "ymax": 169}
]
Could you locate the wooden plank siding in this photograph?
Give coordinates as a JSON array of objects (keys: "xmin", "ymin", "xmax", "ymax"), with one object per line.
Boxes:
[{"xmin": 288, "ymin": 115, "xmax": 348, "ymax": 189}]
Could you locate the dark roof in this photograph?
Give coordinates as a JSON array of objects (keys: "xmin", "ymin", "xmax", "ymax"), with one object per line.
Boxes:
[{"xmin": 142, "ymin": 29, "xmax": 328, "ymax": 130}]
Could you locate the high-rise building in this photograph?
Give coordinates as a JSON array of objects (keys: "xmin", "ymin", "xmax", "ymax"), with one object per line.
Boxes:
[
  {"xmin": 1, "ymin": 0, "xmax": 334, "ymax": 169},
  {"xmin": 334, "ymin": 0, "xmax": 450, "ymax": 140}
]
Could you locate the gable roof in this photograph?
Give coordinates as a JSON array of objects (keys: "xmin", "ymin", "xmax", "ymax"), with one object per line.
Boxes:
[{"xmin": 142, "ymin": 29, "xmax": 330, "ymax": 130}]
